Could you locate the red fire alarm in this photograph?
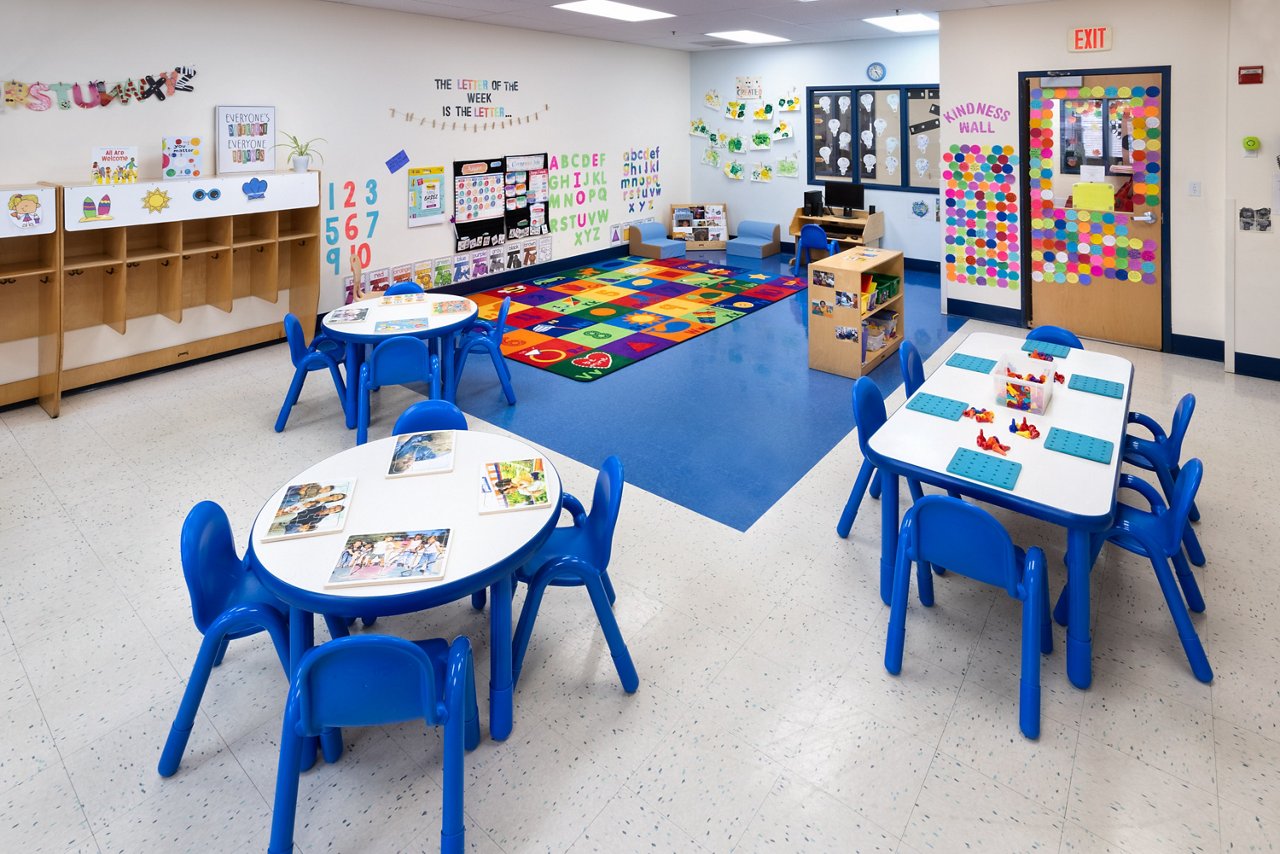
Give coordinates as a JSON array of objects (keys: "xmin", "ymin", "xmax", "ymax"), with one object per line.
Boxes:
[{"xmin": 1239, "ymin": 66, "xmax": 1264, "ymax": 84}]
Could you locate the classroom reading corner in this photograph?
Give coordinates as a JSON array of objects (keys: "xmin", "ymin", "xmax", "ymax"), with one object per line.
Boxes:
[{"xmin": 1, "ymin": 1, "xmax": 1274, "ymax": 851}]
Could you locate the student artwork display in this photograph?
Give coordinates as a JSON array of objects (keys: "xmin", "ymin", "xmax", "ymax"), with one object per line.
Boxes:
[
  {"xmin": 702, "ymin": 148, "xmax": 722, "ymax": 168},
  {"xmin": 690, "ymin": 117, "xmax": 709, "ymax": 137},
  {"xmin": 751, "ymin": 164, "xmax": 773, "ymax": 183},
  {"xmin": 943, "ymin": 144, "xmax": 1021, "ymax": 289},
  {"xmin": 752, "ymin": 102, "xmax": 774, "ymax": 122},
  {"xmin": 478, "ymin": 458, "xmax": 550, "ymax": 514},
  {"xmin": 724, "ymin": 101, "xmax": 747, "ymax": 121},
  {"xmin": 161, "ymin": 137, "xmax": 203, "ymax": 179},
  {"xmin": 91, "ymin": 147, "xmax": 138, "ymax": 184},
  {"xmin": 264, "ymin": 480, "xmax": 355, "ymax": 542},
  {"xmin": 5, "ymin": 187, "xmax": 55, "ymax": 235},
  {"xmin": 749, "ymin": 131, "xmax": 772, "ymax": 151},
  {"xmin": 215, "ymin": 106, "xmax": 275, "ymax": 173},
  {"xmin": 771, "ymin": 120, "xmax": 793, "ymax": 142},
  {"xmin": 809, "ymin": 88, "xmax": 853, "ymax": 181},
  {"xmin": 736, "ymin": 76, "xmax": 762, "ymax": 100},
  {"xmin": 777, "ymin": 90, "xmax": 800, "ymax": 112},
  {"xmin": 723, "ymin": 161, "xmax": 745, "ymax": 181},
  {"xmin": 725, "ymin": 134, "xmax": 745, "ymax": 155},
  {"xmin": 387, "ymin": 431, "xmax": 455, "ymax": 477},
  {"xmin": 706, "ymin": 129, "xmax": 728, "ymax": 149},
  {"xmin": 704, "ymin": 90, "xmax": 721, "ymax": 110},
  {"xmin": 407, "ymin": 165, "xmax": 446, "ymax": 226},
  {"xmin": 2, "ymin": 67, "xmax": 196, "ymax": 112},
  {"xmin": 776, "ymin": 154, "xmax": 800, "ymax": 178},
  {"xmin": 327, "ymin": 529, "xmax": 452, "ymax": 588}
]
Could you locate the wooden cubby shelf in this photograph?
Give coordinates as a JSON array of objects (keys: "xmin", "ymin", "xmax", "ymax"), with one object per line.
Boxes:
[
  {"xmin": 806, "ymin": 247, "xmax": 905, "ymax": 379},
  {"xmin": 0, "ymin": 172, "xmax": 322, "ymax": 416}
]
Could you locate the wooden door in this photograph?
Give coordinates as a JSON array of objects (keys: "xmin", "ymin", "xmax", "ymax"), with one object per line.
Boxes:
[{"xmin": 1025, "ymin": 71, "xmax": 1165, "ymax": 349}]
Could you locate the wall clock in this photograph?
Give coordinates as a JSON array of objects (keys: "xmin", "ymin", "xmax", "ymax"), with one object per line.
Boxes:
[{"xmin": 866, "ymin": 62, "xmax": 887, "ymax": 82}]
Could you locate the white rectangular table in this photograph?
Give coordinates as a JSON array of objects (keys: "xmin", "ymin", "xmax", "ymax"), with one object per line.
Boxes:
[{"xmin": 866, "ymin": 331, "xmax": 1133, "ymax": 689}]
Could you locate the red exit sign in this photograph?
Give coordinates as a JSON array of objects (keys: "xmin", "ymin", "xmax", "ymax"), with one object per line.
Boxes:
[{"xmin": 1069, "ymin": 25, "xmax": 1111, "ymax": 52}]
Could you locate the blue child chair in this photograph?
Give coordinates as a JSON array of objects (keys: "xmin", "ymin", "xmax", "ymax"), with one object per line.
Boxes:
[
  {"xmin": 837, "ymin": 377, "xmax": 925, "ymax": 539},
  {"xmin": 275, "ymin": 313, "xmax": 347, "ymax": 432},
  {"xmin": 393, "ymin": 399, "xmax": 468, "ymax": 434},
  {"xmin": 357, "ymin": 336, "xmax": 441, "ymax": 445},
  {"xmin": 1124, "ymin": 394, "xmax": 1205, "ymax": 566},
  {"xmin": 899, "ymin": 339, "xmax": 925, "ymax": 396},
  {"xmin": 1054, "ymin": 460, "xmax": 1211, "ymax": 683},
  {"xmin": 510, "ymin": 456, "xmax": 638, "ymax": 693},
  {"xmin": 384, "ymin": 281, "xmax": 425, "ymax": 296},
  {"xmin": 885, "ymin": 496, "xmax": 1051, "ymax": 739},
  {"xmin": 455, "ymin": 297, "xmax": 517, "ymax": 406},
  {"xmin": 269, "ymin": 635, "xmax": 480, "ymax": 854},
  {"xmin": 159, "ymin": 501, "xmax": 291, "ymax": 777},
  {"xmin": 791, "ymin": 223, "xmax": 840, "ymax": 275},
  {"xmin": 1026, "ymin": 325, "xmax": 1084, "ymax": 349}
]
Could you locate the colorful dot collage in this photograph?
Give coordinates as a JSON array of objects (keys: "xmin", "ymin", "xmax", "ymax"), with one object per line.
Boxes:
[
  {"xmin": 942, "ymin": 145, "xmax": 1020, "ymax": 289},
  {"xmin": 1028, "ymin": 85, "xmax": 1162, "ymax": 287}
]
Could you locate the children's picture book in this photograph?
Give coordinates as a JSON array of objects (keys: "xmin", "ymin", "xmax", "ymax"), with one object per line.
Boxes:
[
  {"xmin": 264, "ymin": 480, "xmax": 356, "ymax": 541},
  {"xmin": 380, "ymin": 292, "xmax": 429, "ymax": 305},
  {"xmin": 374, "ymin": 318, "xmax": 432, "ymax": 333},
  {"xmin": 387, "ymin": 431, "xmax": 455, "ymax": 478},
  {"xmin": 479, "ymin": 458, "xmax": 550, "ymax": 514},
  {"xmin": 162, "ymin": 137, "xmax": 203, "ymax": 179},
  {"xmin": 327, "ymin": 307, "xmax": 368, "ymax": 324},
  {"xmin": 91, "ymin": 147, "xmax": 139, "ymax": 185},
  {"xmin": 326, "ymin": 529, "xmax": 451, "ymax": 588},
  {"xmin": 432, "ymin": 299, "xmax": 470, "ymax": 315}
]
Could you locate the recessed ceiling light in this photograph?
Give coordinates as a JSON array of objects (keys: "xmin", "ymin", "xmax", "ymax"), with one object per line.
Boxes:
[
  {"xmin": 862, "ymin": 12, "xmax": 938, "ymax": 33},
  {"xmin": 553, "ymin": 0, "xmax": 674, "ymax": 22},
  {"xmin": 704, "ymin": 30, "xmax": 790, "ymax": 44}
]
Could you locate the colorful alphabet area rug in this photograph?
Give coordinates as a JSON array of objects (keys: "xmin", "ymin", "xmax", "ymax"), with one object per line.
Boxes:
[{"xmin": 468, "ymin": 256, "xmax": 806, "ymax": 382}]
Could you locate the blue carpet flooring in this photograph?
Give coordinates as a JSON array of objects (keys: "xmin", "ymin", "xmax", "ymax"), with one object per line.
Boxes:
[{"xmin": 455, "ymin": 251, "xmax": 967, "ymax": 531}]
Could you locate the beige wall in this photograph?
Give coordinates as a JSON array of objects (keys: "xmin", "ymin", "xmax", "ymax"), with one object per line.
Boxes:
[{"xmin": 940, "ymin": 0, "xmax": 1232, "ymax": 345}]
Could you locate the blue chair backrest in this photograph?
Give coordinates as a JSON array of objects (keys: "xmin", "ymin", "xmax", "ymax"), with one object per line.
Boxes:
[
  {"xmin": 853, "ymin": 376, "xmax": 887, "ymax": 457},
  {"xmin": 902, "ymin": 496, "xmax": 1022, "ymax": 597},
  {"xmin": 490, "ymin": 297, "xmax": 512, "ymax": 344},
  {"xmin": 369, "ymin": 336, "xmax": 431, "ymax": 387},
  {"xmin": 385, "ymin": 282, "xmax": 425, "ymax": 296},
  {"xmin": 180, "ymin": 501, "xmax": 244, "ymax": 633},
  {"xmin": 1027, "ymin": 325, "xmax": 1084, "ymax": 350},
  {"xmin": 1159, "ymin": 457, "xmax": 1203, "ymax": 555},
  {"xmin": 582, "ymin": 456, "xmax": 625, "ymax": 570},
  {"xmin": 636, "ymin": 221, "xmax": 664, "ymax": 241},
  {"xmin": 293, "ymin": 635, "xmax": 444, "ymax": 735},
  {"xmin": 283, "ymin": 313, "xmax": 309, "ymax": 367},
  {"xmin": 798, "ymin": 223, "xmax": 830, "ymax": 251},
  {"xmin": 1165, "ymin": 393, "xmax": 1196, "ymax": 462},
  {"xmin": 899, "ymin": 340, "xmax": 925, "ymax": 396},
  {"xmin": 393, "ymin": 400, "xmax": 468, "ymax": 434}
]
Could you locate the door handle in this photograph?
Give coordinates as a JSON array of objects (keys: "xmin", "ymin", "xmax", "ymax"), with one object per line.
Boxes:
[{"xmin": 1131, "ymin": 212, "xmax": 1156, "ymax": 224}]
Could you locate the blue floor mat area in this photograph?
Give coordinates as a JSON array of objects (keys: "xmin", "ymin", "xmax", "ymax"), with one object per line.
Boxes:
[{"xmin": 456, "ymin": 251, "xmax": 968, "ymax": 531}]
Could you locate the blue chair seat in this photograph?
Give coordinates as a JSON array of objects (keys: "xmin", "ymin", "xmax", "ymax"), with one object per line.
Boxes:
[
  {"xmin": 455, "ymin": 297, "xmax": 516, "ymax": 406},
  {"xmin": 357, "ymin": 335, "xmax": 441, "ymax": 445},
  {"xmin": 275, "ymin": 313, "xmax": 347, "ymax": 432}
]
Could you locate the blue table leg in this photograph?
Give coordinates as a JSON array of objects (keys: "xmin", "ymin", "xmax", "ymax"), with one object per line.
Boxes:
[
  {"xmin": 1065, "ymin": 527, "xmax": 1092, "ymax": 689},
  {"xmin": 489, "ymin": 573, "xmax": 514, "ymax": 741},
  {"xmin": 343, "ymin": 343, "xmax": 360, "ymax": 429},
  {"xmin": 879, "ymin": 472, "xmax": 899, "ymax": 606}
]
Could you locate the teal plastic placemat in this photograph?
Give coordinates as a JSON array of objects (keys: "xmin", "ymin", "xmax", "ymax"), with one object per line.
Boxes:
[
  {"xmin": 1068, "ymin": 374, "xmax": 1125, "ymax": 399},
  {"xmin": 946, "ymin": 353, "xmax": 997, "ymax": 374},
  {"xmin": 906, "ymin": 393, "xmax": 968, "ymax": 421},
  {"xmin": 1044, "ymin": 427, "xmax": 1114, "ymax": 464},
  {"xmin": 946, "ymin": 447, "xmax": 1022, "ymax": 490},
  {"xmin": 1022, "ymin": 339, "xmax": 1071, "ymax": 359}
]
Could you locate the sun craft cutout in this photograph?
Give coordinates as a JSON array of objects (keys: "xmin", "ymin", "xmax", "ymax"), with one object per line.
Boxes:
[{"xmin": 140, "ymin": 187, "xmax": 171, "ymax": 215}]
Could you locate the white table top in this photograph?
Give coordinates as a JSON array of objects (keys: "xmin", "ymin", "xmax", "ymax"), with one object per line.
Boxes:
[
  {"xmin": 868, "ymin": 332, "xmax": 1133, "ymax": 522},
  {"xmin": 321, "ymin": 293, "xmax": 478, "ymax": 339},
  {"xmin": 251, "ymin": 431, "xmax": 561, "ymax": 602}
]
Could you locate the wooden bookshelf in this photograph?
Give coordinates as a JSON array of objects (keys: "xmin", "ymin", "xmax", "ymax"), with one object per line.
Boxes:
[{"xmin": 806, "ymin": 247, "xmax": 904, "ymax": 379}]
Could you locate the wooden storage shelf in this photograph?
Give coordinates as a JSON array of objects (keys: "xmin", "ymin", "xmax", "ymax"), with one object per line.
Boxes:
[
  {"xmin": 789, "ymin": 208, "xmax": 886, "ymax": 259},
  {"xmin": 233, "ymin": 212, "xmax": 278, "ymax": 245},
  {"xmin": 278, "ymin": 207, "xmax": 319, "ymax": 241},
  {"xmin": 863, "ymin": 291, "xmax": 902, "ymax": 321},
  {"xmin": 183, "ymin": 217, "xmax": 232, "ymax": 253},
  {"xmin": 0, "ymin": 260, "xmax": 56, "ymax": 278},
  {"xmin": 806, "ymin": 247, "xmax": 905, "ymax": 379}
]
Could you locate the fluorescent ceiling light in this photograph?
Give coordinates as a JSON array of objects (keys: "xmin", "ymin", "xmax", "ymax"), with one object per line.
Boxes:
[
  {"xmin": 862, "ymin": 12, "xmax": 938, "ymax": 33},
  {"xmin": 553, "ymin": 0, "xmax": 673, "ymax": 22},
  {"xmin": 704, "ymin": 30, "xmax": 790, "ymax": 44}
]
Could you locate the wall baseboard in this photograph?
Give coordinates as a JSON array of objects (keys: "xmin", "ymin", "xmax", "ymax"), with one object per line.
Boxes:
[
  {"xmin": 1235, "ymin": 351, "xmax": 1280, "ymax": 382},
  {"xmin": 1169, "ymin": 334, "xmax": 1224, "ymax": 362},
  {"xmin": 946, "ymin": 298, "xmax": 1022, "ymax": 327},
  {"xmin": 906, "ymin": 258, "xmax": 941, "ymax": 274}
]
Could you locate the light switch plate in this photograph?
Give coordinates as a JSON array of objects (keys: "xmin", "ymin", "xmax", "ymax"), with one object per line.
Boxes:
[{"xmin": 1189, "ymin": 181, "xmax": 1202, "ymax": 197}]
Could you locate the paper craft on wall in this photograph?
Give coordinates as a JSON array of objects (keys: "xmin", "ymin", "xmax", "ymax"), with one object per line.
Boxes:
[
  {"xmin": 702, "ymin": 148, "xmax": 722, "ymax": 168},
  {"xmin": 724, "ymin": 101, "xmax": 747, "ymax": 121},
  {"xmin": 690, "ymin": 117, "xmax": 709, "ymax": 137},
  {"xmin": 407, "ymin": 165, "xmax": 446, "ymax": 227},
  {"xmin": 726, "ymin": 134, "xmax": 745, "ymax": 155},
  {"xmin": 707, "ymin": 129, "xmax": 727, "ymax": 149},
  {"xmin": 749, "ymin": 131, "xmax": 772, "ymax": 151},
  {"xmin": 215, "ymin": 106, "xmax": 275, "ymax": 174},
  {"xmin": 752, "ymin": 102, "xmax": 774, "ymax": 122},
  {"xmin": 771, "ymin": 120, "xmax": 793, "ymax": 142},
  {"xmin": 776, "ymin": 154, "xmax": 800, "ymax": 178},
  {"xmin": 777, "ymin": 90, "xmax": 800, "ymax": 112},
  {"xmin": 4, "ymin": 66, "xmax": 196, "ymax": 112},
  {"xmin": 704, "ymin": 90, "xmax": 721, "ymax": 110},
  {"xmin": 723, "ymin": 161, "xmax": 745, "ymax": 181},
  {"xmin": 736, "ymin": 76, "xmax": 762, "ymax": 100},
  {"xmin": 751, "ymin": 163, "xmax": 773, "ymax": 183}
]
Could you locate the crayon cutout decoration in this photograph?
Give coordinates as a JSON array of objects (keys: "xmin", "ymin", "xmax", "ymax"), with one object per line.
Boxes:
[{"xmin": 243, "ymin": 177, "xmax": 268, "ymax": 201}]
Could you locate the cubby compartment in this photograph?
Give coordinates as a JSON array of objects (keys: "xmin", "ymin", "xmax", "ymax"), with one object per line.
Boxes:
[
  {"xmin": 63, "ymin": 264, "xmax": 126, "ymax": 333},
  {"xmin": 182, "ymin": 249, "xmax": 233, "ymax": 312},
  {"xmin": 0, "ymin": 232, "xmax": 57, "ymax": 278},
  {"xmin": 64, "ymin": 228, "xmax": 125, "ymax": 270},
  {"xmin": 278, "ymin": 207, "xmax": 319, "ymax": 241},
  {"xmin": 126, "ymin": 258, "xmax": 183, "ymax": 323},
  {"xmin": 232, "ymin": 211, "xmax": 278, "ymax": 246},
  {"xmin": 126, "ymin": 222, "xmax": 181, "ymax": 262},
  {"xmin": 182, "ymin": 217, "xmax": 232, "ymax": 254},
  {"xmin": 233, "ymin": 242, "xmax": 280, "ymax": 302}
]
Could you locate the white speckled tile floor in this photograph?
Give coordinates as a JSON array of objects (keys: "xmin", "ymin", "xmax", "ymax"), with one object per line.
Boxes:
[{"xmin": 1, "ymin": 319, "xmax": 1277, "ymax": 853}]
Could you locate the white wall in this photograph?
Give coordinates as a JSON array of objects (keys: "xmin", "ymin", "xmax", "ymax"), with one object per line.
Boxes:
[
  {"xmin": 688, "ymin": 37, "xmax": 941, "ymax": 261},
  {"xmin": 939, "ymin": 0, "xmax": 1231, "ymax": 340},
  {"xmin": 0, "ymin": 0, "xmax": 689, "ymax": 379},
  {"xmin": 1226, "ymin": 0, "xmax": 1279, "ymax": 364}
]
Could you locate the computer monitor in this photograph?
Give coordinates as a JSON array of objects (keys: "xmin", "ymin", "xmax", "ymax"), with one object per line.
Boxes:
[
  {"xmin": 823, "ymin": 182, "xmax": 865, "ymax": 217},
  {"xmin": 803, "ymin": 190, "xmax": 824, "ymax": 217}
]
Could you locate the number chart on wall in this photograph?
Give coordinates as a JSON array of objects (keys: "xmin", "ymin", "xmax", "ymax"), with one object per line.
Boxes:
[{"xmin": 324, "ymin": 178, "xmax": 381, "ymax": 279}]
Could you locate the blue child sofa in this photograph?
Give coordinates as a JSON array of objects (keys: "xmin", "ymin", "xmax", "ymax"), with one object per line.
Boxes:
[
  {"xmin": 629, "ymin": 221, "xmax": 686, "ymax": 259},
  {"xmin": 725, "ymin": 220, "xmax": 781, "ymax": 259}
]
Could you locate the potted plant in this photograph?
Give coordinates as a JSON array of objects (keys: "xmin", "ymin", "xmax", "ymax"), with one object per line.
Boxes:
[{"xmin": 276, "ymin": 132, "xmax": 326, "ymax": 172}]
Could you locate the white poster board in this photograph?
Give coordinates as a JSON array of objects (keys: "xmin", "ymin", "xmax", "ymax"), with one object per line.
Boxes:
[{"xmin": 215, "ymin": 105, "xmax": 276, "ymax": 174}]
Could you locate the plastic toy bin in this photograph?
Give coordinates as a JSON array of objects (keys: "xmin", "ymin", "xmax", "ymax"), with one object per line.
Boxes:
[{"xmin": 995, "ymin": 355, "xmax": 1053, "ymax": 414}]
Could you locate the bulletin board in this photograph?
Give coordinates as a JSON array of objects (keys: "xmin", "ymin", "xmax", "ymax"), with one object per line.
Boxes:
[
  {"xmin": 453, "ymin": 157, "xmax": 507, "ymax": 252},
  {"xmin": 807, "ymin": 85, "xmax": 941, "ymax": 193},
  {"xmin": 809, "ymin": 88, "xmax": 854, "ymax": 181}
]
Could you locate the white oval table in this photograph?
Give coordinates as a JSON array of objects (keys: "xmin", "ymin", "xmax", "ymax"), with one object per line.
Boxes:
[{"xmin": 250, "ymin": 430, "xmax": 562, "ymax": 755}]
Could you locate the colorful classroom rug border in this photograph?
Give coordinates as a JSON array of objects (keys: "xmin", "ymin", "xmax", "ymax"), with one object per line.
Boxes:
[{"xmin": 468, "ymin": 256, "xmax": 806, "ymax": 382}]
